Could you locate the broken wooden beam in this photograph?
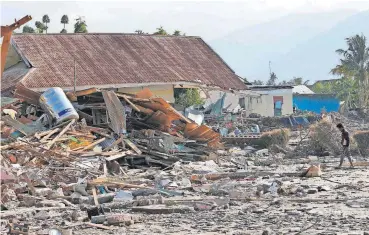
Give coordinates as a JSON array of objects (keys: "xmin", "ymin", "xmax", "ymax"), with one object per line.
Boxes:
[{"xmin": 46, "ymin": 120, "xmax": 75, "ymax": 149}]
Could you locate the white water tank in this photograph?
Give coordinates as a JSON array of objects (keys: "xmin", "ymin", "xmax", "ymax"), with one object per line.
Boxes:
[{"xmin": 39, "ymin": 87, "xmax": 79, "ymax": 124}]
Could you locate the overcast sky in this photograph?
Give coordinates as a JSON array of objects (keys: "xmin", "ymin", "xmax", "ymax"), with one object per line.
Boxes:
[{"xmin": 2, "ymin": 0, "xmax": 369, "ymax": 41}]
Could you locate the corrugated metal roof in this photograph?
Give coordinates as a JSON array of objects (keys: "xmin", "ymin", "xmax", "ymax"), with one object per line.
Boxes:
[
  {"xmin": 292, "ymin": 85, "xmax": 314, "ymax": 94},
  {"xmin": 9, "ymin": 34, "xmax": 246, "ymax": 90},
  {"xmin": 1, "ymin": 62, "xmax": 30, "ymax": 94}
]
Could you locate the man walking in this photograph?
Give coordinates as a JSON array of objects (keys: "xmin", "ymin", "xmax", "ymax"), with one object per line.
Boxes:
[{"xmin": 336, "ymin": 123, "xmax": 354, "ymax": 168}]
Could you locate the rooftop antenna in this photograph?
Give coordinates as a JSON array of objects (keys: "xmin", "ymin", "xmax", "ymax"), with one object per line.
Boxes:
[{"xmin": 269, "ymin": 61, "xmax": 272, "ymax": 76}]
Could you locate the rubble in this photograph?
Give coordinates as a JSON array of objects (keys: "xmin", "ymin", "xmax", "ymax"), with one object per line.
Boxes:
[{"xmin": 1, "ymin": 87, "xmax": 369, "ymax": 234}]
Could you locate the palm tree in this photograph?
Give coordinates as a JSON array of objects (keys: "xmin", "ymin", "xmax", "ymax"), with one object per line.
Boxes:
[
  {"xmin": 331, "ymin": 34, "xmax": 369, "ymax": 108},
  {"xmin": 42, "ymin": 15, "xmax": 50, "ymax": 33},
  {"xmin": 61, "ymin": 15, "xmax": 69, "ymax": 31},
  {"xmin": 266, "ymin": 72, "xmax": 278, "ymax": 85}
]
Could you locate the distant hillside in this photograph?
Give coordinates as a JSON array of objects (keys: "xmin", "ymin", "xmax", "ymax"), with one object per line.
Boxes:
[
  {"xmin": 273, "ymin": 10, "xmax": 369, "ymax": 81},
  {"xmin": 209, "ymin": 10, "xmax": 365, "ymax": 81}
]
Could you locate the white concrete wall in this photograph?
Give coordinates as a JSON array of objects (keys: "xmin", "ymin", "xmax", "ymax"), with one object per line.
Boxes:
[{"xmin": 243, "ymin": 89, "xmax": 293, "ymax": 117}]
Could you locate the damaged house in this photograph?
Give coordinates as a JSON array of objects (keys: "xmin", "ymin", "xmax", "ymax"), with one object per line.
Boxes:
[{"xmin": 1, "ymin": 33, "xmax": 247, "ymax": 101}]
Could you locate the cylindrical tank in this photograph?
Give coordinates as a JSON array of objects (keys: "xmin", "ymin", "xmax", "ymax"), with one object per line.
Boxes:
[{"xmin": 39, "ymin": 87, "xmax": 79, "ymax": 124}]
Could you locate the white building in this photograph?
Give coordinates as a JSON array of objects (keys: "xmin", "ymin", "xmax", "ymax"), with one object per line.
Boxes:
[{"xmin": 243, "ymin": 86, "xmax": 294, "ymax": 117}]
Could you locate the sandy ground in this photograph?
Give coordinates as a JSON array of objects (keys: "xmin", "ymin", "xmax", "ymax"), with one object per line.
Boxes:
[{"xmin": 5, "ymin": 154, "xmax": 368, "ymax": 235}]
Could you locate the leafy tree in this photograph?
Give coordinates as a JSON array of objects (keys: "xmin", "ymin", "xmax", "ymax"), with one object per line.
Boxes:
[
  {"xmin": 278, "ymin": 77, "xmax": 310, "ymax": 86},
  {"xmin": 173, "ymin": 30, "xmax": 181, "ymax": 36},
  {"xmin": 331, "ymin": 34, "xmax": 369, "ymax": 108},
  {"xmin": 311, "ymin": 79, "xmax": 359, "ymax": 108},
  {"xmin": 35, "ymin": 21, "xmax": 47, "ymax": 33},
  {"xmin": 252, "ymin": 80, "xmax": 264, "ymax": 85},
  {"xmin": 175, "ymin": 88, "xmax": 204, "ymax": 107},
  {"xmin": 153, "ymin": 26, "xmax": 168, "ymax": 35},
  {"xmin": 135, "ymin": 30, "xmax": 145, "ymax": 34},
  {"xmin": 61, "ymin": 15, "xmax": 69, "ymax": 32},
  {"xmin": 42, "ymin": 15, "xmax": 50, "ymax": 33},
  {"xmin": 74, "ymin": 17, "xmax": 88, "ymax": 33},
  {"xmin": 23, "ymin": 25, "xmax": 35, "ymax": 33},
  {"xmin": 266, "ymin": 72, "xmax": 278, "ymax": 85}
]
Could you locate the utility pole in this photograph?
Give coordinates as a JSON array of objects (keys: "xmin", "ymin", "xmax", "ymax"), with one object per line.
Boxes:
[{"xmin": 74, "ymin": 58, "xmax": 76, "ymax": 94}]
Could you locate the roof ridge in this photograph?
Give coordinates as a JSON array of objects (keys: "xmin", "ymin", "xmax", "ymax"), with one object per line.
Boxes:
[{"xmin": 13, "ymin": 33, "xmax": 201, "ymax": 38}]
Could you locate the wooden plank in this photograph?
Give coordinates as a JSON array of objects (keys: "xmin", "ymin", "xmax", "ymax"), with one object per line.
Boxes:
[
  {"xmin": 92, "ymin": 187, "xmax": 99, "ymax": 206},
  {"xmin": 40, "ymin": 128, "xmax": 60, "ymax": 142},
  {"xmin": 102, "ymin": 91, "xmax": 126, "ymax": 134},
  {"xmin": 85, "ymin": 222, "xmax": 114, "ymax": 230},
  {"xmin": 105, "ymin": 151, "xmax": 134, "ymax": 161},
  {"xmin": 2, "ymin": 115, "xmax": 36, "ymax": 135},
  {"xmin": 46, "ymin": 120, "xmax": 75, "ymax": 149},
  {"xmin": 79, "ymin": 137, "xmax": 106, "ymax": 151},
  {"xmin": 116, "ymin": 93, "xmax": 141, "ymax": 112},
  {"xmin": 103, "ymin": 134, "xmax": 124, "ymax": 151},
  {"xmin": 123, "ymin": 139, "xmax": 142, "ymax": 155},
  {"xmin": 103, "ymin": 162, "xmax": 108, "ymax": 176},
  {"xmin": 35, "ymin": 129, "xmax": 55, "ymax": 139}
]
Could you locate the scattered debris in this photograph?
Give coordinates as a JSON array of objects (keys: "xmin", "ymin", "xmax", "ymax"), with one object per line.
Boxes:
[{"xmin": 1, "ymin": 87, "xmax": 368, "ymax": 234}]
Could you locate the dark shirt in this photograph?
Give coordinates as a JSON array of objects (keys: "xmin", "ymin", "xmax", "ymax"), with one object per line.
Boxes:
[{"xmin": 341, "ymin": 129, "xmax": 350, "ymax": 147}]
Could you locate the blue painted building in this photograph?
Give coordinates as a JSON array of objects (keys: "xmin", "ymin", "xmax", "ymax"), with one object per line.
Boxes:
[{"xmin": 293, "ymin": 94, "xmax": 340, "ymax": 114}]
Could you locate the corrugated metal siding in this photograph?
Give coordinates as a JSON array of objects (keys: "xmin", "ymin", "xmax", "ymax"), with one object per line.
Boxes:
[{"xmin": 10, "ymin": 34, "xmax": 246, "ymax": 90}]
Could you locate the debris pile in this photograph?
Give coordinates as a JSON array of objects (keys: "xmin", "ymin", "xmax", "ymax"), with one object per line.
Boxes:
[{"xmin": 1, "ymin": 86, "xmax": 369, "ymax": 234}]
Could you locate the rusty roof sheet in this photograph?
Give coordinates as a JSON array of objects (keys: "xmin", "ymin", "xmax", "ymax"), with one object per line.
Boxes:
[{"xmin": 10, "ymin": 34, "xmax": 246, "ymax": 90}]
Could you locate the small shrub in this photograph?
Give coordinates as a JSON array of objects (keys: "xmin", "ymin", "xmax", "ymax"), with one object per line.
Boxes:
[
  {"xmin": 256, "ymin": 128, "xmax": 290, "ymax": 148},
  {"xmin": 309, "ymin": 120, "xmax": 341, "ymax": 155},
  {"xmin": 353, "ymin": 131, "xmax": 369, "ymax": 156}
]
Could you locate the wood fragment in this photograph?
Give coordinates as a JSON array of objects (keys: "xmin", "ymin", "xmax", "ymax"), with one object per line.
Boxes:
[
  {"xmin": 47, "ymin": 120, "xmax": 75, "ymax": 149},
  {"xmin": 40, "ymin": 128, "xmax": 60, "ymax": 142},
  {"xmin": 103, "ymin": 134, "xmax": 124, "ymax": 152},
  {"xmin": 85, "ymin": 222, "xmax": 115, "ymax": 230},
  {"xmin": 35, "ymin": 129, "xmax": 55, "ymax": 139},
  {"xmin": 22, "ymin": 173, "xmax": 36, "ymax": 195},
  {"xmin": 116, "ymin": 93, "xmax": 141, "ymax": 112},
  {"xmin": 105, "ymin": 151, "xmax": 134, "ymax": 161},
  {"xmin": 123, "ymin": 139, "xmax": 142, "ymax": 154},
  {"xmin": 79, "ymin": 137, "xmax": 106, "ymax": 152},
  {"xmin": 92, "ymin": 187, "xmax": 99, "ymax": 206},
  {"xmin": 103, "ymin": 162, "xmax": 108, "ymax": 176},
  {"xmin": 90, "ymin": 177, "xmax": 148, "ymax": 189}
]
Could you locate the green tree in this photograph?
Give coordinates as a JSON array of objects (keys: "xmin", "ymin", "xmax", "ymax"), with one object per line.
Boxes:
[
  {"xmin": 135, "ymin": 30, "xmax": 145, "ymax": 34},
  {"xmin": 173, "ymin": 30, "xmax": 181, "ymax": 36},
  {"xmin": 266, "ymin": 72, "xmax": 278, "ymax": 85},
  {"xmin": 175, "ymin": 88, "xmax": 204, "ymax": 107},
  {"xmin": 61, "ymin": 15, "xmax": 69, "ymax": 32},
  {"xmin": 292, "ymin": 77, "xmax": 303, "ymax": 85},
  {"xmin": 252, "ymin": 80, "xmax": 264, "ymax": 85},
  {"xmin": 42, "ymin": 15, "xmax": 50, "ymax": 33},
  {"xmin": 331, "ymin": 34, "xmax": 369, "ymax": 108},
  {"xmin": 74, "ymin": 17, "xmax": 88, "ymax": 33},
  {"xmin": 153, "ymin": 26, "xmax": 167, "ymax": 35},
  {"xmin": 22, "ymin": 25, "xmax": 35, "ymax": 33},
  {"xmin": 35, "ymin": 21, "xmax": 47, "ymax": 33}
]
